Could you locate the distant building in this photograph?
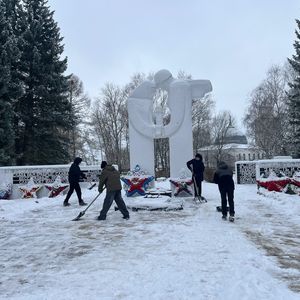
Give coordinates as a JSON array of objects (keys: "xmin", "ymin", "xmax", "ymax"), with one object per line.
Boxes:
[{"xmin": 198, "ymin": 127, "xmax": 265, "ymax": 169}]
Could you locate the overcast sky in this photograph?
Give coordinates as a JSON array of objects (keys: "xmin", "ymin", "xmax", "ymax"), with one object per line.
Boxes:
[{"xmin": 48, "ymin": 0, "xmax": 299, "ymax": 128}]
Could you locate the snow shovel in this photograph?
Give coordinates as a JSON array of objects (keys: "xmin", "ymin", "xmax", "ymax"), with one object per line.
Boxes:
[
  {"xmin": 72, "ymin": 192, "xmax": 101, "ymax": 221},
  {"xmin": 88, "ymin": 182, "xmax": 97, "ymax": 190},
  {"xmin": 85, "ymin": 177, "xmax": 97, "ymax": 190},
  {"xmin": 190, "ymin": 165, "xmax": 201, "ymax": 202},
  {"xmin": 191, "ymin": 172, "xmax": 207, "ymax": 203},
  {"xmin": 192, "ymin": 175, "xmax": 201, "ymax": 203}
]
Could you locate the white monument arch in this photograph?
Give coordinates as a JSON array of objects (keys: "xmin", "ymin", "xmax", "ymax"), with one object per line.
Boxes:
[{"xmin": 127, "ymin": 69, "xmax": 212, "ymax": 178}]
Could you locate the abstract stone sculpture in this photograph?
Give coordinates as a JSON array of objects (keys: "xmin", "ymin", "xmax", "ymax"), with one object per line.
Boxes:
[{"xmin": 127, "ymin": 69, "xmax": 212, "ymax": 177}]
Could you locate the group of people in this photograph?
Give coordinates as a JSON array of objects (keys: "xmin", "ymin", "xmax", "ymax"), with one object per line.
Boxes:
[
  {"xmin": 64, "ymin": 153, "xmax": 235, "ymax": 222},
  {"xmin": 63, "ymin": 157, "xmax": 130, "ymax": 221},
  {"xmin": 187, "ymin": 153, "xmax": 235, "ymax": 221}
]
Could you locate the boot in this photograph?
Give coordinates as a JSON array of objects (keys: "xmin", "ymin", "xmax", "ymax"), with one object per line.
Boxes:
[
  {"xmin": 79, "ymin": 200, "xmax": 87, "ymax": 206},
  {"xmin": 63, "ymin": 200, "xmax": 70, "ymax": 207},
  {"xmin": 229, "ymin": 215, "xmax": 235, "ymax": 222}
]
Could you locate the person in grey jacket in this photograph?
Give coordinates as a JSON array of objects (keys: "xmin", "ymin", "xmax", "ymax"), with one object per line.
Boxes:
[
  {"xmin": 213, "ymin": 161, "xmax": 235, "ymax": 221},
  {"xmin": 97, "ymin": 161, "xmax": 130, "ymax": 221}
]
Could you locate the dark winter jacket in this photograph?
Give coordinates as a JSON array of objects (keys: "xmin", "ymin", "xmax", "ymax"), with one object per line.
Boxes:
[
  {"xmin": 98, "ymin": 165, "xmax": 122, "ymax": 193},
  {"xmin": 68, "ymin": 157, "xmax": 86, "ymax": 183},
  {"xmin": 213, "ymin": 161, "xmax": 234, "ymax": 191},
  {"xmin": 187, "ymin": 159, "xmax": 205, "ymax": 181}
]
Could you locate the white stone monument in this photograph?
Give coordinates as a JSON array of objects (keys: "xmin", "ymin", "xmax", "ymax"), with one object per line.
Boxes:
[{"xmin": 127, "ymin": 69, "xmax": 212, "ymax": 178}]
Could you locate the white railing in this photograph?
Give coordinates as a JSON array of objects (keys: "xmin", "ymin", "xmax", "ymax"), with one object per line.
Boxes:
[
  {"xmin": 235, "ymin": 159, "xmax": 300, "ymax": 184},
  {"xmin": 0, "ymin": 164, "xmax": 101, "ymax": 199}
]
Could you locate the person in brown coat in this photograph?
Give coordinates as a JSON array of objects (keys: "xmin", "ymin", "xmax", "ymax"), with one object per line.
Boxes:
[{"xmin": 97, "ymin": 161, "xmax": 130, "ymax": 221}]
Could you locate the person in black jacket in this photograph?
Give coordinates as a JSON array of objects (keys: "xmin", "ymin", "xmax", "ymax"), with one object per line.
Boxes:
[
  {"xmin": 63, "ymin": 157, "xmax": 87, "ymax": 207},
  {"xmin": 213, "ymin": 161, "xmax": 235, "ymax": 221},
  {"xmin": 187, "ymin": 153, "xmax": 205, "ymax": 200}
]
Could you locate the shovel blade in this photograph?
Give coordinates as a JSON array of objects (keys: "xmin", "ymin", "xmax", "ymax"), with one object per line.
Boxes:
[{"xmin": 72, "ymin": 211, "xmax": 85, "ymax": 221}]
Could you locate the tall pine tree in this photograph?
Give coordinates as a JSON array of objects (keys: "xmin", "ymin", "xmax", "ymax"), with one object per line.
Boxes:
[
  {"xmin": 288, "ymin": 19, "xmax": 300, "ymax": 158},
  {"xmin": 0, "ymin": 0, "xmax": 23, "ymax": 165},
  {"xmin": 17, "ymin": 0, "xmax": 74, "ymax": 165}
]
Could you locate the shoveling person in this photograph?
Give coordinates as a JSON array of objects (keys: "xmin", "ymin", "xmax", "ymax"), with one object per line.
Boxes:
[
  {"xmin": 187, "ymin": 153, "xmax": 206, "ymax": 201},
  {"xmin": 97, "ymin": 161, "xmax": 130, "ymax": 221},
  {"xmin": 213, "ymin": 161, "xmax": 235, "ymax": 222},
  {"xmin": 63, "ymin": 157, "xmax": 87, "ymax": 207}
]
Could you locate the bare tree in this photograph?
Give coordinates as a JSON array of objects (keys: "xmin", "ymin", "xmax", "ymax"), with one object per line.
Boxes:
[
  {"xmin": 92, "ymin": 83, "xmax": 127, "ymax": 170},
  {"xmin": 153, "ymin": 84, "xmax": 170, "ymax": 176},
  {"xmin": 68, "ymin": 74, "xmax": 91, "ymax": 159},
  {"xmin": 243, "ymin": 65, "xmax": 290, "ymax": 158},
  {"xmin": 192, "ymin": 94, "xmax": 215, "ymax": 151},
  {"xmin": 283, "ymin": 60, "xmax": 297, "ymax": 84},
  {"xmin": 75, "ymin": 127, "xmax": 101, "ymax": 164},
  {"xmin": 211, "ymin": 111, "xmax": 237, "ymax": 163},
  {"xmin": 177, "ymin": 70, "xmax": 192, "ymax": 80}
]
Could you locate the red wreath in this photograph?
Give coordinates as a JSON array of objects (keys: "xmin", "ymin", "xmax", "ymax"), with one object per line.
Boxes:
[
  {"xmin": 291, "ymin": 179, "xmax": 300, "ymax": 188},
  {"xmin": 257, "ymin": 179, "xmax": 291, "ymax": 192}
]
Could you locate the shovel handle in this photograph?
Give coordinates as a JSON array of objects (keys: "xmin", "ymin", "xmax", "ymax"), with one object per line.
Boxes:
[{"xmin": 83, "ymin": 193, "xmax": 101, "ymax": 212}]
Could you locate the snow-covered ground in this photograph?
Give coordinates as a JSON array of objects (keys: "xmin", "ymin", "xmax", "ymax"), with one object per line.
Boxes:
[{"xmin": 0, "ymin": 180, "xmax": 299, "ymax": 300}]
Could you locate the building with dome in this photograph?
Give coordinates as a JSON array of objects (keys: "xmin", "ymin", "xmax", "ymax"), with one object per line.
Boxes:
[{"xmin": 198, "ymin": 126, "xmax": 266, "ymax": 169}]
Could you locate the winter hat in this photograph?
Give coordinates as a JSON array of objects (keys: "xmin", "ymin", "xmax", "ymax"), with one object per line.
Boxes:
[
  {"xmin": 101, "ymin": 161, "xmax": 107, "ymax": 169},
  {"xmin": 195, "ymin": 153, "xmax": 202, "ymax": 160},
  {"xmin": 74, "ymin": 157, "xmax": 82, "ymax": 165},
  {"xmin": 217, "ymin": 161, "xmax": 228, "ymax": 169}
]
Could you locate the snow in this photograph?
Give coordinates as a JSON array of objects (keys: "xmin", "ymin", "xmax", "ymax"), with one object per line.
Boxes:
[
  {"xmin": 236, "ymin": 158, "xmax": 300, "ymax": 164},
  {"xmin": 201, "ymin": 143, "xmax": 254, "ymax": 150},
  {"xmin": 0, "ymin": 180, "xmax": 300, "ymax": 299}
]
